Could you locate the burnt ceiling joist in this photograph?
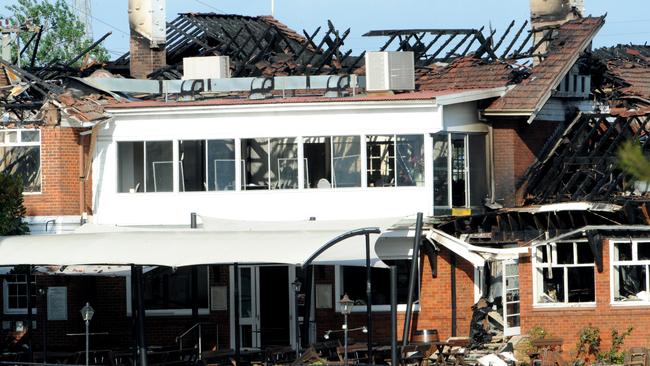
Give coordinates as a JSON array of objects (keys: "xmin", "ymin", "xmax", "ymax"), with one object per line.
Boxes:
[
  {"xmin": 363, "ymin": 20, "xmax": 551, "ymax": 66},
  {"xmin": 520, "ymin": 112, "xmax": 650, "ymax": 204}
]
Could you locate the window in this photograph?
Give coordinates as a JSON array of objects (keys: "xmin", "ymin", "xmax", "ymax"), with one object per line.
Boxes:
[
  {"xmin": 534, "ymin": 242, "xmax": 595, "ymax": 305},
  {"xmin": 144, "ymin": 267, "xmax": 208, "ymax": 310},
  {"xmin": 3, "ymin": 274, "xmax": 37, "ymax": 314},
  {"xmin": 241, "ymin": 138, "xmax": 298, "ymax": 190},
  {"xmin": 612, "ymin": 240, "xmax": 650, "ymax": 303},
  {"xmin": 117, "ymin": 141, "xmax": 173, "ymax": 192},
  {"xmin": 366, "ymin": 135, "xmax": 424, "ymax": 188},
  {"xmin": 432, "ymin": 133, "xmax": 488, "ymax": 214},
  {"xmin": 338, "ymin": 261, "xmax": 417, "ymax": 310},
  {"xmin": 303, "ymin": 136, "xmax": 361, "ymax": 188},
  {"xmin": 178, "ymin": 139, "xmax": 236, "ymax": 191},
  {"xmin": 0, "ymin": 129, "xmax": 41, "ymax": 192}
]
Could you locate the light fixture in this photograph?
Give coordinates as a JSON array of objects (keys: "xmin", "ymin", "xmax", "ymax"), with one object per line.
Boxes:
[
  {"xmin": 362, "ymin": 326, "xmax": 368, "ymax": 334},
  {"xmin": 339, "ymin": 294, "xmax": 353, "ymax": 315},
  {"xmin": 292, "ymin": 279, "xmax": 302, "ymax": 293},
  {"xmin": 323, "ymin": 330, "xmax": 331, "ymax": 340},
  {"xmin": 80, "ymin": 302, "xmax": 95, "ymax": 322}
]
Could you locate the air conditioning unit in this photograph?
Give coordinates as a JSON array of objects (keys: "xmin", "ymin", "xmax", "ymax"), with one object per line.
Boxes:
[
  {"xmin": 182, "ymin": 56, "xmax": 231, "ymax": 80},
  {"xmin": 365, "ymin": 51, "xmax": 415, "ymax": 92}
]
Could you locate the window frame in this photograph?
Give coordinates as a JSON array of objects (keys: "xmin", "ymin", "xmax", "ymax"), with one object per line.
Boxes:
[
  {"xmin": 0, "ymin": 129, "xmax": 42, "ymax": 194},
  {"xmin": 2, "ymin": 274, "xmax": 37, "ymax": 315},
  {"xmin": 125, "ymin": 266, "xmax": 211, "ymax": 317},
  {"xmin": 532, "ymin": 240, "xmax": 596, "ymax": 308},
  {"xmin": 610, "ymin": 239, "xmax": 650, "ymax": 306},
  {"xmin": 365, "ymin": 134, "xmax": 425, "ymax": 188},
  {"xmin": 116, "ymin": 140, "xmax": 175, "ymax": 194},
  {"xmin": 432, "ymin": 132, "xmax": 488, "ymax": 215},
  {"xmin": 334, "ymin": 264, "xmax": 420, "ymax": 313}
]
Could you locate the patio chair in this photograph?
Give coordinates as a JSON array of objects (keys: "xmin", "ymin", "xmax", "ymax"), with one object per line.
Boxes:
[{"xmin": 625, "ymin": 347, "xmax": 649, "ymax": 366}]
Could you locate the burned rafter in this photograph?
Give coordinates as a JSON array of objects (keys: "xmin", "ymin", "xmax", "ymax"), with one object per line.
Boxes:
[{"xmin": 364, "ymin": 20, "xmax": 549, "ymax": 66}]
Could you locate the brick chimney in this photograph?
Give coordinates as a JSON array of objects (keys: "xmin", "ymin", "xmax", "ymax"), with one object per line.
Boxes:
[{"xmin": 128, "ymin": 0, "xmax": 166, "ymax": 79}]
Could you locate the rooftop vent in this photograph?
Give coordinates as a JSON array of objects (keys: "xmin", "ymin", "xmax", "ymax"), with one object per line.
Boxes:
[
  {"xmin": 182, "ymin": 56, "xmax": 231, "ymax": 80},
  {"xmin": 365, "ymin": 51, "xmax": 415, "ymax": 92}
]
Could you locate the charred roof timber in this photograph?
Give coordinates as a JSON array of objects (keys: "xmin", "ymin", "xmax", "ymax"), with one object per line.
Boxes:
[
  {"xmin": 362, "ymin": 21, "xmax": 552, "ymax": 66},
  {"xmin": 112, "ymin": 13, "xmax": 365, "ymax": 80}
]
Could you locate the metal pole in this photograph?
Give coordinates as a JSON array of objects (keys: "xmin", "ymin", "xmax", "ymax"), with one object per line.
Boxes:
[
  {"xmin": 85, "ymin": 320, "xmax": 90, "ymax": 366},
  {"xmin": 390, "ymin": 265, "xmax": 398, "ymax": 366},
  {"xmin": 402, "ymin": 212, "xmax": 423, "ymax": 348},
  {"xmin": 42, "ymin": 289, "xmax": 47, "ymax": 365},
  {"xmin": 451, "ymin": 253, "xmax": 457, "ymax": 337},
  {"xmin": 365, "ymin": 233, "xmax": 373, "ymax": 363},
  {"xmin": 233, "ymin": 263, "xmax": 241, "ymax": 365},
  {"xmin": 198, "ymin": 323, "xmax": 202, "ymax": 360},
  {"xmin": 294, "ymin": 276, "xmax": 300, "ymax": 357},
  {"xmin": 135, "ymin": 266, "xmax": 148, "ymax": 366},
  {"xmin": 26, "ymin": 266, "xmax": 33, "ymax": 362},
  {"xmin": 343, "ymin": 313, "xmax": 349, "ymax": 366},
  {"xmin": 301, "ymin": 266, "xmax": 313, "ymax": 348}
]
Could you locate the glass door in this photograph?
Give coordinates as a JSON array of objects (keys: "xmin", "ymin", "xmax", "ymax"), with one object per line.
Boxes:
[
  {"xmin": 503, "ymin": 259, "xmax": 521, "ymax": 336},
  {"xmin": 238, "ymin": 266, "xmax": 261, "ymax": 349}
]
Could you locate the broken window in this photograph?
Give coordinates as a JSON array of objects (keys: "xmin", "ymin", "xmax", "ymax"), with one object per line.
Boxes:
[
  {"xmin": 534, "ymin": 241, "xmax": 595, "ymax": 305},
  {"xmin": 0, "ymin": 129, "xmax": 41, "ymax": 193},
  {"xmin": 366, "ymin": 134, "xmax": 424, "ymax": 188},
  {"xmin": 612, "ymin": 240, "xmax": 650, "ymax": 303},
  {"xmin": 118, "ymin": 141, "xmax": 173, "ymax": 193},
  {"xmin": 303, "ymin": 136, "xmax": 361, "ymax": 188},
  {"xmin": 339, "ymin": 260, "xmax": 417, "ymax": 307},
  {"xmin": 207, "ymin": 139, "xmax": 236, "ymax": 191},
  {"xmin": 179, "ymin": 140, "xmax": 206, "ymax": 191}
]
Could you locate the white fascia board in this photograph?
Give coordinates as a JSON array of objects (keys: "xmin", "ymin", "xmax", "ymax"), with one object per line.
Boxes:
[
  {"xmin": 434, "ymin": 87, "xmax": 508, "ymax": 106},
  {"xmin": 105, "ymin": 99, "xmax": 437, "ymax": 118}
]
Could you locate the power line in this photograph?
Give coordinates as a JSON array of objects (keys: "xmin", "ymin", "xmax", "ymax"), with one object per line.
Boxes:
[
  {"xmin": 191, "ymin": 0, "xmax": 227, "ymax": 13},
  {"xmin": 65, "ymin": 0, "xmax": 130, "ymax": 37}
]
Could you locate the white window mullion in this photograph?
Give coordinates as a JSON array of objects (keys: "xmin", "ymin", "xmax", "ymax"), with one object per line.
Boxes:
[
  {"xmin": 564, "ymin": 267, "xmax": 569, "ymax": 304},
  {"xmin": 360, "ymin": 134, "xmax": 368, "ymax": 188}
]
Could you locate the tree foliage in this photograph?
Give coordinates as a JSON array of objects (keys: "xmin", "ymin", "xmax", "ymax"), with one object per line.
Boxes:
[
  {"xmin": 618, "ymin": 140, "xmax": 650, "ymax": 183},
  {"xmin": 0, "ymin": 173, "xmax": 29, "ymax": 236},
  {"xmin": 4, "ymin": 0, "xmax": 109, "ymax": 67}
]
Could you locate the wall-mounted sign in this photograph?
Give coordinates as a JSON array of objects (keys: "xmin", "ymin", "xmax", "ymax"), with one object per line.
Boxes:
[
  {"xmin": 210, "ymin": 286, "xmax": 227, "ymax": 311},
  {"xmin": 47, "ymin": 287, "xmax": 67, "ymax": 321}
]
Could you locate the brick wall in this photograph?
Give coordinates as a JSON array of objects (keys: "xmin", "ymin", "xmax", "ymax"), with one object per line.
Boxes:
[
  {"xmin": 22, "ymin": 127, "xmax": 92, "ymax": 217},
  {"xmin": 519, "ymin": 240, "xmax": 649, "ymax": 355},
  {"xmin": 492, "ymin": 120, "xmax": 559, "ymax": 207},
  {"xmin": 129, "ymin": 32, "xmax": 166, "ymax": 79}
]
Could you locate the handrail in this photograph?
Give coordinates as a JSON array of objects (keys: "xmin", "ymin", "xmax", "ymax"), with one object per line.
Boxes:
[{"xmin": 175, "ymin": 322, "xmax": 216, "ymax": 361}]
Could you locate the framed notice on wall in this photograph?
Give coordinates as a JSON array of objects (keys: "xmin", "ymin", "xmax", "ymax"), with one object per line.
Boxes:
[
  {"xmin": 210, "ymin": 286, "xmax": 227, "ymax": 311},
  {"xmin": 47, "ymin": 287, "xmax": 68, "ymax": 321},
  {"xmin": 315, "ymin": 284, "xmax": 332, "ymax": 309}
]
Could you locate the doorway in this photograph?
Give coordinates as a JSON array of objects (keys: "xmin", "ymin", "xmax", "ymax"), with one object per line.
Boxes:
[{"xmin": 231, "ymin": 265, "xmax": 292, "ymax": 349}]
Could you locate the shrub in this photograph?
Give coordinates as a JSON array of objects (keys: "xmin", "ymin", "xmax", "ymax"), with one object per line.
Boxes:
[{"xmin": 0, "ymin": 173, "xmax": 29, "ymax": 235}]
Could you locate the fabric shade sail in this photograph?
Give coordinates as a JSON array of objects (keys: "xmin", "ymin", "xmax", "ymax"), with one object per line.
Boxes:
[{"xmin": 0, "ymin": 217, "xmax": 400, "ymax": 267}]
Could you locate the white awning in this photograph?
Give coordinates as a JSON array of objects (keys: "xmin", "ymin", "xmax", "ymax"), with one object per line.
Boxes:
[
  {"xmin": 34, "ymin": 265, "xmax": 156, "ymax": 276},
  {"xmin": 0, "ymin": 217, "xmax": 400, "ymax": 268}
]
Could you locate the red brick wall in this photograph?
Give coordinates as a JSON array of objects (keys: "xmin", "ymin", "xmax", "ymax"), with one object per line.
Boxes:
[
  {"xmin": 519, "ymin": 240, "xmax": 649, "ymax": 355},
  {"xmin": 22, "ymin": 127, "xmax": 92, "ymax": 217},
  {"xmin": 417, "ymin": 248, "xmax": 475, "ymax": 340},
  {"xmin": 129, "ymin": 33, "xmax": 166, "ymax": 79},
  {"xmin": 492, "ymin": 120, "xmax": 559, "ymax": 207}
]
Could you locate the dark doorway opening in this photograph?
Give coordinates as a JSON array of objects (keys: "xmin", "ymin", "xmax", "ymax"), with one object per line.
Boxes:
[{"xmin": 259, "ymin": 266, "xmax": 290, "ymax": 347}]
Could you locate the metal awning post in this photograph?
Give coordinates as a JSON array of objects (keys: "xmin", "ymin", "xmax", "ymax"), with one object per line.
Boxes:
[
  {"xmin": 301, "ymin": 266, "xmax": 313, "ymax": 348},
  {"xmin": 26, "ymin": 265, "xmax": 33, "ymax": 362},
  {"xmin": 132, "ymin": 265, "xmax": 148, "ymax": 366},
  {"xmin": 390, "ymin": 265, "xmax": 398, "ymax": 366},
  {"xmin": 365, "ymin": 233, "xmax": 373, "ymax": 362},
  {"xmin": 402, "ymin": 212, "xmax": 423, "ymax": 347},
  {"xmin": 233, "ymin": 263, "xmax": 241, "ymax": 365},
  {"xmin": 191, "ymin": 213, "xmax": 199, "ymax": 323}
]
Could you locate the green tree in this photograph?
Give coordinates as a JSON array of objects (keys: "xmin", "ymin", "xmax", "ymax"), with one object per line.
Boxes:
[
  {"xmin": 0, "ymin": 173, "xmax": 29, "ymax": 235},
  {"xmin": 4, "ymin": 0, "xmax": 109, "ymax": 67},
  {"xmin": 618, "ymin": 140, "xmax": 650, "ymax": 182}
]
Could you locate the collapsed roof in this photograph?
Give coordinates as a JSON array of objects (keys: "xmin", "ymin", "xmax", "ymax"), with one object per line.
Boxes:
[{"xmin": 593, "ymin": 44, "xmax": 650, "ymax": 105}]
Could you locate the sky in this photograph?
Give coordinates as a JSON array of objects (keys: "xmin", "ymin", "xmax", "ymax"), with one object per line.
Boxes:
[{"xmin": 2, "ymin": 0, "xmax": 650, "ymax": 59}]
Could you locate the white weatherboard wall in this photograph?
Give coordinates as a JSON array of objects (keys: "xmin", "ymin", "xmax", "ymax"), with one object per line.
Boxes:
[{"xmin": 93, "ymin": 100, "xmax": 457, "ymax": 225}]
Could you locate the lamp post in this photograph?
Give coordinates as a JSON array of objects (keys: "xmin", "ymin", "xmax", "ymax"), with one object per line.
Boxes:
[
  {"xmin": 292, "ymin": 278, "xmax": 301, "ymax": 357},
  {"xmin": 339, "ymin": 294, "xmax": 353, "ymax": 366},
  {"xmin": 80, "ymin": 303, "xmax": 95, "ymax": 366}
]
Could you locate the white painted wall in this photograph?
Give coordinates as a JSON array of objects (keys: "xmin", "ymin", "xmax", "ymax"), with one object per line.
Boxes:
[{"xmin": 92, "ymin": 100, "xmax": 483, "ymax": 225}]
